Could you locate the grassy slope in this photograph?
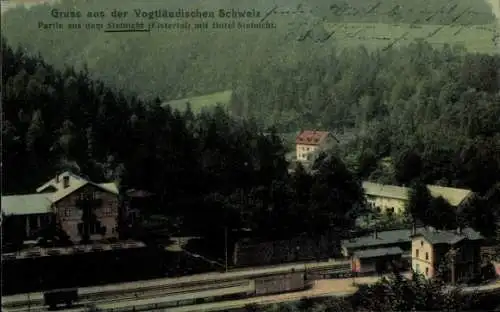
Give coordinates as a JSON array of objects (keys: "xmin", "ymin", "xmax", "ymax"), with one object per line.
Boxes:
[
  {"xmin": 323, "ymin": 22, "xmax": 498, "ymax": 54},
  {"xmin": 163, "ymin": 90, "xmax": 233, "ymax": 113}
]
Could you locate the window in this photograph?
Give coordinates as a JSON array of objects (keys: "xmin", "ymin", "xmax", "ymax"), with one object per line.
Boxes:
[
  {"xmin": 387, "ymin": 207, "xmax": 395, "ymax": 214},
  {"xmin": 415, "ymin": 263, "xmax": 420, "ymax": 272},
  {"xmin": 79, "ymin": 222, "xmax": 100, "ymax": 235},
  {"xmin": 416, "ymin": 249, "xmax": 419, "ymax": 258},
  {"xmin": 64, "ymin": 207, "xmax": 72, "ymax": 217},
  {"xmin": 90, "ymin": 222, "xmax": 99, "ymax": 234},
  {"xmin": 425, "ymin": 267, "xmax": 429, "ymax": 276},
  {"xmin": 425, "ymin": 252, "xmax": 429, "ymax": 260},
  {"xmin": 92, "ymin": 192, "xmax": 100, "ymax": 199},
  {"xmin": 103, "ymin": 205, "xmax": 113, "ymax": 216},
  {"xmin": 421, "ymin": 240, "xmax": 424, "ymax": 247}
]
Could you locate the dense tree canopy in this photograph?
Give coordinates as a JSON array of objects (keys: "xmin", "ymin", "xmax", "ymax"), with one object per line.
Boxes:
[
  {"xmin": 1, "ymin": 37, "xmax": 365, "ymax": 244},
  {"xmin": 2, "ymin": 0, "xmax": 500, "ymax": 246},
  {"xmin": 2, "ymin": 0, "xmax": 499, "ymax": 195}
]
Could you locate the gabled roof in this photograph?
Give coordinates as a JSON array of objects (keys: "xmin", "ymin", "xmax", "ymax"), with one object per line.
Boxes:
[
  {"xmin": 426, "ymin": 185, "xmax": 473, "ymax": 207},
  {"xmin": 2, "ymin": 173, "xmax": 119, "ymax": 216},
  {"xmin": 295, "ymin": 130, "xmax": 336, "ymax": 146},
  {"xmin": 36, "ymin": 171, "xmax": 119, "ymax": 204},
  {"xmin": 354, "ymin": 247, "xmax": 403, "ymax": 259},
  {"xmin": 1, "ymin": 194, "xmax": 53, "ymax": 216},
  {"xmin": 126, "ymin": 189, "xmax": 154, "ymax": 198},
  {"xmin": 363, "ymin": 182, "xmax": 408, "ymax": 200},
  {"xmin": 36, "ymin": 171, "xmax": 87, "ymax": 193},
  {"xmin": 98, "ymin": 182, "xmax": 119, "ymax": 195},
  {"xmin": 49, "ymin": 181, "xmax": 119, "ymax": 204},
  {"xmin": 362, "ymin": 181, "xmax": 473, "ymax": 207},
  {"xmin": 342, "ymin": 227, "xmax": 426, "ymax": 250},
  {"xmin": 412, "ymin": 227, "xmax": 483, "ymax": 245}
]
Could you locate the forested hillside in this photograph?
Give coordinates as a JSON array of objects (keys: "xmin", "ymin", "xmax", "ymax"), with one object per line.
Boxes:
[
  {"xmin": 1, "ymin": 0, "xmax": 496, "ymax": 108},
  {"xmin": 2, "ymin": 37, "xmax": 370, "ymax": 244},
  {"xmin": 249, "ymin": 42, "xmax": 500, "ymax": 190},
  {"xmin": 2, "ymin": 0, "xmax": 500, "ymax": 239}
]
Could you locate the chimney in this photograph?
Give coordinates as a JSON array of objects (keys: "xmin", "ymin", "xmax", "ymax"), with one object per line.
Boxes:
[
  {"xmin": 55, "ymin": 173, "xmax": 59, "ymax": 183},
  {"xmin": 373, "ymin": 228, "xmax": 378, "ymax": 239},
  {"xmin": 63, "ymin": 176, "xmax": 70, "ymax": 189},
  {"xmin": 412, "ymin": 222, "xmax": 417, "ymax": 236}
]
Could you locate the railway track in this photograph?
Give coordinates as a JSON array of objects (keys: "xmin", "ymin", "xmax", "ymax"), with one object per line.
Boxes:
[
  {"xmin": 3, "ymin": 261, "xmax": 351, "ymax": 311},
  {"xmin": 5, "ymin": 280, "xmax": 252, "ymax": 312}
]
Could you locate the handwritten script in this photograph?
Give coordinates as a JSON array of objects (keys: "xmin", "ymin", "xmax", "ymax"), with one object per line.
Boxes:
[{"xmin": 278, "ymin": 1, "xmax": 497, "ymax": 51}]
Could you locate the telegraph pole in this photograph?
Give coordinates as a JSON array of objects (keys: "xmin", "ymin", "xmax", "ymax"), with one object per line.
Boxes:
[
  {"xmin": 448, "ymin": 247, "xmax": 457, "ymax": 285},
  {"xmin": 224, "ymin": 226, "xmax": 228, "ymax": 273},
  {"xmin": 351, "ymin": 254, "xmax": 356, "ymax": 286}
]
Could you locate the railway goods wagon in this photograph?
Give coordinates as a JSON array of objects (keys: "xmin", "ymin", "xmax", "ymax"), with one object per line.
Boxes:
[
  {"xmin": 43, "ymin": 288, "xmax": 78, "ymax": 310},
  {"xmin": 253, "ymin": 271, "xmax": 307, "ymax": 296}
]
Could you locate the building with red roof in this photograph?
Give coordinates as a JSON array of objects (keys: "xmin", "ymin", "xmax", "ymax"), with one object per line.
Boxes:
[{"xmin": 295, "ymin": 130, "xmax": 337, "ymax": 162}]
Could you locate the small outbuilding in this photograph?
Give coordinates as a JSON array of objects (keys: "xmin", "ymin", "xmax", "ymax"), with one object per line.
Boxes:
[{"xmin": 352, "ymin": 247, "xmax": 403, "ymax": 274}]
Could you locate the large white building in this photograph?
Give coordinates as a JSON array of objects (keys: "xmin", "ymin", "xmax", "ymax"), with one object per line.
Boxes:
[
  {"xmin": 362, "ymin": 181, "xmax": 473, "ymax": 215},
  {"xmin": 295, "ymin": 130, "xmax": 337, "ymax": 163}
]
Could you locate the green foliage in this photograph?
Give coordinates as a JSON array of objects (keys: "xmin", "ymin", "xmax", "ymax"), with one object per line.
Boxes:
[
  {"xmin": 310, "ymin": 153, "xmax": 366, "ymax": 235},
  {"xmin": 1, "ymin": 37, "xmax": 365, "ymax": 245},
  {"xmin": 2, "ymin": 1, "xmax": 500, "ymax": 196},
  {"xmin": 163, "ymin": 90, "xmax": 233, "ymax": 114},
  {"xmin": 406, "ymin": 179, "xmax": 432, "ymax": 224},
  {"xmin": 267, "ymin": 271, "xmax": 474, "ymax": 312},
  {"xmin": 2, "ymin": 0, "xmax": 500, "ymax": 248},
  {"xmin": 460, "ymin": 189, "xmax": 500, "ymax": 239},
  {"xmin": 243, "ymin": 303, "xmax": 260, "ymax": 312}
]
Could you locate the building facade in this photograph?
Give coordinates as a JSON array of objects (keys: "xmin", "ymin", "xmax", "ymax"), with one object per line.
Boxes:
[
  {"xmin": 1, "ymin": 194, "xmax": 55, "ymax": 240},
  {"xmin": 295, "ymin": 130, "xmax": 337, "ymax": 163},
  {"xmin": 51, "ymin": 183, "xmax": 120, "ymax": 242},
  {"xmin": 411, "ymin": 228, "xmax": 483, "ymax": 283},
  {"xmin": 362, "ymin": 181, "xmax": 473, "ymax": 215},
  {"xmin": 1, "ymin": 171, "xmax": 120, "ymax": 244},
  {"xmin": 352, "ymin": 247, "xmax": 404, "ymax": 274}
]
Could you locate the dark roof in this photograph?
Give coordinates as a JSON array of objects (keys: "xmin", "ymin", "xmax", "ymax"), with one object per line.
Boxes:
[
  {"xmin": 354, "ymin": 247, "xmax": 403, "ymax": 259},
  {"xmin": 331, "ymin": 130, "xmax": 356, "ymax": 145},
  {"xmin": 126, "ymin": 189, "xmax": 154, "ymax": 198},
  {"xmin": 342, "ymin": 227, "xmax": 426, "ymax": 250},
  {"xmin": 413, "ymin": 227, "xmax": 483, "ymax": 245}
]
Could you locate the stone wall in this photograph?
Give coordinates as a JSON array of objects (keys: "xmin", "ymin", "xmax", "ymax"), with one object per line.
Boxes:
[{"xmin": 233, "ymin": 234, "xmax": 338, "ymax": 267}]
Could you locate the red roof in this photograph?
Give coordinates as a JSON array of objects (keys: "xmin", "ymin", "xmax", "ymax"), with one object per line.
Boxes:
[{"xmin": 295, "ymin": 130, "xmax": 331, "ymax": 146}]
